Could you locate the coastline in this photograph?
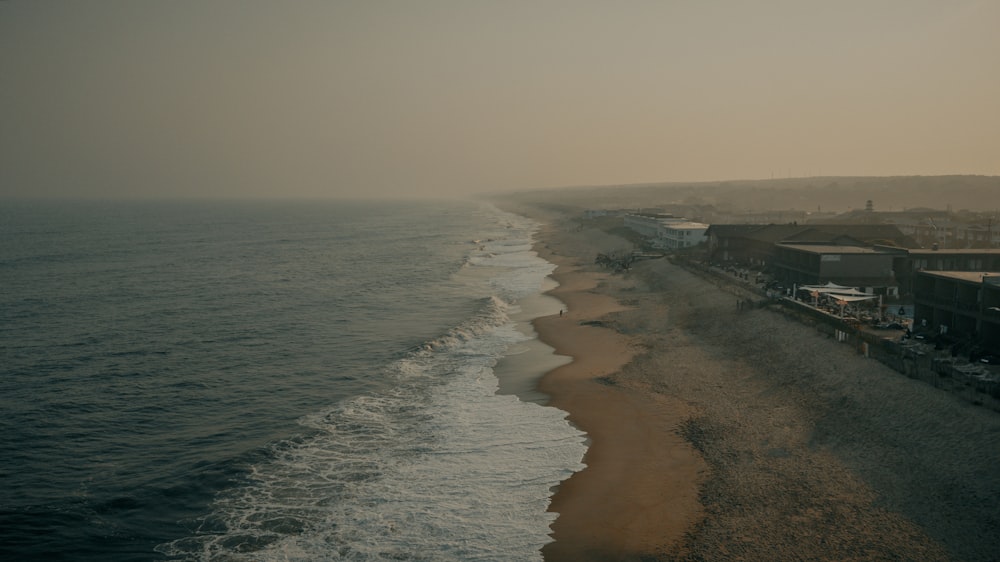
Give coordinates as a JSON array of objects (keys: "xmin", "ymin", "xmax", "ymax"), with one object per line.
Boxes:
[
  {"xmin": 529, "ymin": 220, "xmax": 706, "ymax": 561},
  {"xmin": 493, "ymin": 275, "xmax": 571, "ymax": 405},
  {"xmin": 511, "ymin": 203, "xmax": 1000, "ymax": 561}
]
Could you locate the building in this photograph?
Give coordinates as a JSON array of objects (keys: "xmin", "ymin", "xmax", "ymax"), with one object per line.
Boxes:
[
  {"xmin": 826, "ymin": 206, "xmax": 1000, "ymax": 249},
  {"xmin": 884, "ymin": 248, "xmax": 1000, "ymax": 297},
  {"xmin": 623, "ymin": 213, "xmax": 707, "ymax": 249},
  {"xmin": 658, "ymin": 221, "xmax": 709, "ymax": 249},
  {"xmin": 623, "ymin": 212, "xmax": 679, "ymax": 238},
  {"xmin": 905, "ymin": 220, "xmax": 1000, "ymax": 249},
  {"xmin": 772, "ymin": 244, "xmax": 899, "ymax": 296},
  {"xmin": 913, "ymin": 271, "xmax": 1000, "ymax": 352},
  {"xmin": 705, "ymin": 224, "xmax": 917, "ymax": 266},
  {"xmin": 705, "ymin": 224, "xmax": 802, "ymax": 265}
]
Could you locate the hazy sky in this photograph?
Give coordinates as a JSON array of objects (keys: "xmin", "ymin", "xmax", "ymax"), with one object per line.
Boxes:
[{"xmin": 2, "ymin": 1, "xmax": 998, "ymax": 199}]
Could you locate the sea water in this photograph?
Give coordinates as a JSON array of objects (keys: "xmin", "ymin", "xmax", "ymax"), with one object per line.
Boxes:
[{"xmin": 0, "ymin": 199, "xmax": 586, "ymax": 561}]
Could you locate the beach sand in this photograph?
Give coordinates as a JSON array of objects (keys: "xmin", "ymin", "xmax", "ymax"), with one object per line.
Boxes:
[{"xmin": 517, "ymin": 206, "xmax": 1000, "ymax": 561}]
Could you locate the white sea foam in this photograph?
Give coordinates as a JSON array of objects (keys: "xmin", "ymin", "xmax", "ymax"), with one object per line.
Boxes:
[{"xmin": 160, "ymin": 205, "xmax": 587, "ymax": 561}]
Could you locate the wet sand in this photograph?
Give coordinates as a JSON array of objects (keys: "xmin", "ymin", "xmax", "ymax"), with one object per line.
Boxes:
[
  {"xmin": 534, "ymin": 261, "xmax": 704, "ymax": 561},
  {"xmin": 518, "ymin": 206, "xmax": 1000, "ymax": 561}
]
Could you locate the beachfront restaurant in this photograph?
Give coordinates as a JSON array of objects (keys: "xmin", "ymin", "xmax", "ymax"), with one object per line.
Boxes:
[
  {"xmin": 795, "ymin": 282, "xmax": 882, "ymax": 321},
  {"xmin": 771, "ymin": 244, "xmax": 899, "ymax": 298}
]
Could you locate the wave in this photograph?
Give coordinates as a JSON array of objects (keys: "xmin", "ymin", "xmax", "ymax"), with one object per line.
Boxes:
[
  {"xmin": 412, "ymin": 296, "xmax": 510, "ymax": 355},
  {"xmin": 159, "ymin": 311, "xmax": 585, "ymax": 560},
  {"xmin": 157, "ymin": 206, "xmax": 586, "ymax": 561}
]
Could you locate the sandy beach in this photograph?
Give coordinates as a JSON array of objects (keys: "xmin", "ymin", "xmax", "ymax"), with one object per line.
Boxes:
[{"xmin": 514, "ymin": 204, "xmax": 1000, "ymax": 561}]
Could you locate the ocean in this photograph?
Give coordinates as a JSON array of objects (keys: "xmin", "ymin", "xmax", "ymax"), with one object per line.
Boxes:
[{"xmin": 0, "ymin": 198, "xmax": 586, "ymax": 561}]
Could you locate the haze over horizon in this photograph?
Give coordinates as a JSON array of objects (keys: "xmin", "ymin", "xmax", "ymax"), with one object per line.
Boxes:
[{"xmin": 2, "ymin": 1, "xmax": 998, "ymax": 200}]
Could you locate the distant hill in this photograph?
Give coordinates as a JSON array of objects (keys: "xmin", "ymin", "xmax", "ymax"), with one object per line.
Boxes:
[{"xmin": 499, "ymin": 175, "xmax": 1000, "ymax": 215}]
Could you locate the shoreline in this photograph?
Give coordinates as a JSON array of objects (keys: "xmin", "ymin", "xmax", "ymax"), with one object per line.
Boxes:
[
  {"xmin": 528, "ymin": 221, "xmax": 705, "ymax": 561},
  {"xmin": 510, "ymin": 204, "xmax": 1000, "ymax": 561},
  {"xmin": 493, "ymin": 276, "xmax": 570, "ymax": 405}
]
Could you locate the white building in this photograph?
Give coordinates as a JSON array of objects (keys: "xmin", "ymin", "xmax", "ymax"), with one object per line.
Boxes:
[
  {"xmin": 658, "ymin": 221, "xmax": 709, "ymax": 249},
  {"xmin": 624, "ymin": 213, "xmax": 708, "ymax": 249},
  {"xmin": 623, "ymin": 213, "xmax": 678, "ymax": 237}
]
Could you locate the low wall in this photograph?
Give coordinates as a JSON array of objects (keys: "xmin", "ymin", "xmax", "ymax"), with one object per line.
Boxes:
[
  {"xmin": 774, "ymin": 297, "xmax": 1000, "ymax": 411},
  {"xmin": 675, "ymin": 257, "xmax": 1000, "ymax": 412}
]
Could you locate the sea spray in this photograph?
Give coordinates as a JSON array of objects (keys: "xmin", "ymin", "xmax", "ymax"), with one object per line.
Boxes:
[
  {"xmin": 1, "ymin": 199, "xmax": 585, "ymax": 560},
  {"xmin": 155, "ymin": 204, "xmax": 587, "ymax": 561}
]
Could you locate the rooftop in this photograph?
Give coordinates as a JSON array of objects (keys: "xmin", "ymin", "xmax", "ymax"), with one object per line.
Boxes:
[
  {"xmin": 777, "ymin": 244, "xmax": 888, "ymax": 255},
  {"xmin": 663, "ymin": 221, "xmax": 709, "ymax": 230},
  {"xmin": 920, "ymin": 271, "xmax": 1000, "ymax": 283},
  {"xmin": 706, "ymin": 223, "xmax": 918, "ymax": 248},
  {"xmin": 908, "ymin": 248, "xmax": 1000, "ymax": 255}
]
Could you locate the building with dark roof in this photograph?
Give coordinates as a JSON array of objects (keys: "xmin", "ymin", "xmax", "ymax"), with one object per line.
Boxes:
[
  {"xmin": 705, "ymin": 223, "xmax": 1000, "ymax": 298},
  {"xmin": 913, "ymin": 271, "xmax": 1000, "ymax": 353},
  {"xmin": 879, "ymin": 247, "xmax": 1000, "ymax": 297},
  {"xmin": 705, "ymin": 223, "xmax": 917, "ymax": 266},
  {"xmin": 772, "ymin": 244, "xmax": 899, "ymax": 295}
]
